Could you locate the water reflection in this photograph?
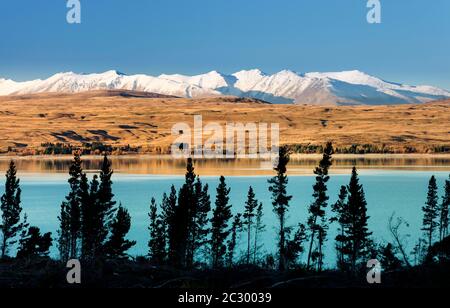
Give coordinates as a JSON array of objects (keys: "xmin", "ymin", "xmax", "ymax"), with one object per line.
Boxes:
[{"xmin": 0, "ymin": 155, "xmax": 449, "ymax": 175}]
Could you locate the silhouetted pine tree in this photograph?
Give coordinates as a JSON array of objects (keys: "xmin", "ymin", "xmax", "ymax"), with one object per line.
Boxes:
[
  {"xmin": 253, "ymin": 202, "xmax": 265, "ymax": 264},
  {"xmin": 17, "ymin": 226, "xmax": 52, "ymax": 259},
  {"xmin": 0, "ymin": 161, "xmax": 24, "ymax": 259},
  {"xmin": 243, "ymin": 186, "xmax": 258, "ymax": 264},
  {"xmin": 267, "ymin": 146, "xmax": 292, "ymax": 271},
  {"xmin": 422, "ymin": 175, "xmax": 439, "ymax": 250},
  {"xmin": 80, "ymin": 172, "xmax": 95, "ymax": 261},
  {"xmin": 379, "ymin": 243, "xmax": 402, "ymax": 271},
  {"xmin": 330, "ymin": 185, "xmax": 349, "ymax": 270},
  {"xmin": 306, "ymin": 142, "xmax": 333, "ymax": 271},
  {"xmin": 285, "ymin": 223, "xmax": 307, "ymax": 268},
  {"xmin": 163, "ymin": 185, "xmax": 178, "ymax": 261},
  {"xmin": 188, "ymin": 178, "xmax": 211, "ymax": 265},
  {"xmin": 58, "ymin": 153, "xmax": 83, "ymax": 261},
  {"xmin": 97, "ymin": 155, "xmax": 117, "ymax": 252},
  {"xmin": 103, "ymin": 204, "xmax": 136, "ymax": 259},
  {"xmin": 226, "ymin": 213, "xmax": 243, "ymax": 267},
  {"xmin": 169, "ymin": 158, "xmax": 196, "ymax": 268},
  {"xmin": 211, "ymin": 176, "xmax": 233, "ymax": 268},
  {"xmin": 344, "ymin": 167, "xmax": 372, "ymax": 272},
  {"xmin": 439, "ymin": 176, "xmax": 450, "ymax": 241},
  {"xmin": 148, "ymin": 198, "xmax": 166, "ymax": 264}
]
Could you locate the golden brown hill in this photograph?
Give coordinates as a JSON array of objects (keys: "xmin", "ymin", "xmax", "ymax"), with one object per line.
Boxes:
[{"xmin": 0, "ymin": 91, "xmax": 448, "ymax": 154}]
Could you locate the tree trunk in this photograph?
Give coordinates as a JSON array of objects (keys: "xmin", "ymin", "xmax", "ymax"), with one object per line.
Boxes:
[
  {"xmin": 279, "ymin": 214, "xmax": 285, "ymax": 271},
  {"xmin": 247, "ymin": 223, "xmax": 251, "ymax": 265},
  {"xmin": 306, "ymin": 216, "xmax": 317, "ymax": 269}
]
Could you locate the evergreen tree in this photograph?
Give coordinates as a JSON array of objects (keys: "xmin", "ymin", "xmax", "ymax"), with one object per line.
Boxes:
[
  {"xmin": 186, "ymin": 177, "xmax": 211, "ymax": 267},
  {"xmin": 211, "ymin": 176, "xmax": 233, "ymax": 268},
  {"xmin": 243, "ymin": 186, "xmax": 258, "ymax": 264},
  {"xmin": 306, "ymin": 142, "xmax": 333, "ymax": 271},
  {"xmin": 344, "ymin": 167, "xmax": 372, "ymax": 272},
  {"xmin": 169, "ymin": 158, "xmax": 196, "ymax": 268},
  {"xmin": 163, "ymin": 185, "xmax": 178, "ymax": 261},
  {"xmin": 439, "ymin": 176, "xmax": 450, "ymax": 241},
  {"xmin": 253, "ymin": 202, "xmax": 265, "ymax": 264},
  {"xmin": 17, "ymin": 226, "xmax": 52, "ymax": 259},
  {"xmin": 267, "ymin": 146, "xmax": 292, "ymax": 271},
  {"xmin": 422, "ymin": 175, "xmax": 439, "ymax": 249},
  {"xmin": 80, "ymin": 172, "xmax": 95, "ymax": 261},
  {"xmin": 58, "ymin": 153, "xmax": 83, "ymax": 261},
  {"xmin": 103, "ymin": 204, "xmax": 136, "ymax": 259},
  {"xmin": 97, "ymin": 154, "xmax": 117, "ymax": 250},
  {"xmin": 330, "ymin": 185, "xmax": 348, "ymax": 270},
  {"xmin": 379, "ymin": 243, "xmax": 402, "ymax": 271},
  {"xmin": 148, "ymin": 198, "xmax": 166, "ymax": 264},
  {"xmin": 0, "ymin": 161, "xmax": 24, "ymax": 259},
  {"xmin": 285, "ymin": 223, "xmax": 307, "ymax": 268},
  {"xmin": 193, "ymin": 179, "xmax": 211, "ymax": 263},
  {"xmin": 226, "ymin": 213, "xmax": 243, "ymax": 267}
]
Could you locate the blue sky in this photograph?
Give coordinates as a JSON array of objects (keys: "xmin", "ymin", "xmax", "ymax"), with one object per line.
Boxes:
[{"xmin": 0, "ymin": 0, "xmax": 449, "ymax": 89}]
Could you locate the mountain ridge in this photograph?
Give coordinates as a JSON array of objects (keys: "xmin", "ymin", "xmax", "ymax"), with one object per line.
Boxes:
[{"xmin": 1, "ymin": 69, "xmax": 449, "ymax": 105}]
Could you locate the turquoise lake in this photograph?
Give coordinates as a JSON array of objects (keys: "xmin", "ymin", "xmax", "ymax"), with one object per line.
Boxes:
[{"xmin": 4, "ymin": 168, "xmax": 449, "ymax": 267}]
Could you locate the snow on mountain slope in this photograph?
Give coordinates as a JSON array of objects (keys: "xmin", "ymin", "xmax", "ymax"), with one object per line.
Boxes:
[{"xmin": 1, "ymin": 69, "xmax": 449, "ymax": 105}]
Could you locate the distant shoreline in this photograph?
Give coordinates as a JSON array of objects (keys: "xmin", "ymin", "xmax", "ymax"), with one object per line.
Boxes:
[{"xmin": 0, "ymin": 153, "xmax": 449, "ymax": 161}]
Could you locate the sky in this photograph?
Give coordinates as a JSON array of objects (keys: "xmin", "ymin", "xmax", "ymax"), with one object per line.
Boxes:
[{"xmin": 0, "ymin": 0, "xmax": 449, "ymax": 89}]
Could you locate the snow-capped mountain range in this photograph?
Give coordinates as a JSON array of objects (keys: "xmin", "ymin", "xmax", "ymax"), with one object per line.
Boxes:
[{"xmin": 1, "ymin": 69, "xmax": 449, "ymax": 105}]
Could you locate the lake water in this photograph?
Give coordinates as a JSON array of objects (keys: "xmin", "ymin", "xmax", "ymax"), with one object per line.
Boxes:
[{"xmin": 1, "ymin": 156, "xmax": 449, "ymax": 267}]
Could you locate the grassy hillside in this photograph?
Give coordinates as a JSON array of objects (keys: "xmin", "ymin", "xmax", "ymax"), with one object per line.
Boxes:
[{"xmin": 0, "ymin": 91, "xmax": 449, "ymax": 155}]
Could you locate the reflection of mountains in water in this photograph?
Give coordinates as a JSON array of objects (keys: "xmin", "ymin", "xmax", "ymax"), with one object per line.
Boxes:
[{"xmin": 1, "ymin": 155, "xmax": 449, "ymax": 176}]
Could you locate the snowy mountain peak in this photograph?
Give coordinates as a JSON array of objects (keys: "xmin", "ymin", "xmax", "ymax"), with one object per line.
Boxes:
[{"xmin": 0, "ymin": 69, "xmax": 449, "ymax": 105}]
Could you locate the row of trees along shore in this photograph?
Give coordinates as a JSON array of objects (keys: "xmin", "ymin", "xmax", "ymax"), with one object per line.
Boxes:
[{"xmin": 0, "ymin": 144, "xmax": 449, "ymax": 276}]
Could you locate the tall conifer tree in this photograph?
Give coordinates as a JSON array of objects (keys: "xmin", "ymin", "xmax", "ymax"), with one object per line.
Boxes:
[
  {"xmin": 439, "ymin": 176, "xmax": 450, "ymax": 241},
  {"xmin": 58, "ymin": 153, "xmax": 83, "ymax": 261},
  {"xmin": 243, "ymin": 186, "xmax": 258, "ymax": 264},
  {"xmin": 422, "ymin": 175, "xmax": 439, "ymax": 249},
  {"xmin": 306, "ymin": 142, "xmax": 333, "ymax": 271},
  {"xmin": 211, "ymin": 176, "xmax": 233, "ymax": 268},
  {"xmin": 253, "ymin": 202, "xmax": 265, "ymax": 264},
  {"xmin": 344, "ymin": 167, "xmax": 372, "ymax": 272},
  {"xmin": 0, "ymin": 161, "xmax": 23, "ymax": 259},
  {"xmin": 226, "ymin": 213, "xmax": 242, "ymax": 267},
  {"xmin": 148, "ymin": 198, "xmax": 166, "ymax": 264},
  {"xmin": 267, "ymin": 146, "xmax": 292, "ymax": 271}
]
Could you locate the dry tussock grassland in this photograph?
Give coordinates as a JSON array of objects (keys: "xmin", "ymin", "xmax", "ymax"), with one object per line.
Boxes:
[{"xmin": 0, "ymin": 91, "xmax": 448, "ymax": 154}]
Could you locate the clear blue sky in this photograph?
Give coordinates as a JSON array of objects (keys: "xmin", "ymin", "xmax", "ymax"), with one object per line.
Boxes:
[{"xmin": 0, "ymin": 0, "xmax": 449, "ymax": 89}]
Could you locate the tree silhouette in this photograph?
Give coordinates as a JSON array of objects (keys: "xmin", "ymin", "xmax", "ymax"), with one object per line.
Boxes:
[
  {"xmin": 148, "ymin": 198, "xmax": 166, "ymax": 264},
  {"xmin": 169, "ymin": 158, "xmax": 196, "ymax": 268},
  {"xmin": 193, "ymin": 179, "xmax": 211, "ymax": 263},
  {"xmin": 330, "ymin": 185, "xmax": 348, "ymax": 270},
  {"xmin": 80, "ymin": 172, "xmax": 96, "ymax": 262},
  {"xmin": 211, "ymin": 176, "xmax": 233, "ymax": 268},
  {"xmin": 379, "ymin": 243, "xmax": 402, "ymax": 271},
  {"xmin": 253, "ymin": 202, "xmax": 265, "ymax": 264},
  {"xmin": 97, "ymin": 154, "xmax": 117, "ymax": 253},
  {"xmin": 243, "ymin": 186, "xmax": 258, "ymax": 264},
  {"xmin": 285, "ymin": 223, "xmax": 307, "ymax": 268},
  {"xmin": 163, "ymin": 185, "xmax": 178, "ymax": 262},
  {"xmin": 104, "ymin": 204, "xmax": 136, "ymax": 259},
  {"xmin": 306, "ymin": 142, "xmax": 333, "ymax": 271},
  {"xmin": 17, "ymin": 226, "xmax": 52, "ymax": 259},
  {"xmin": 344, "ymin": 167, "xmax": 372, "ymax": 272},
  {"xmin": 0, "ymin": 161, "xmax": 24, "ymax": 259},
  {"xmin": 439, "ymin": 175, "xmax": 450, "ymax": 241},
  {"xmin": 226, "ymin": 213, "xmax": 243, "ymax": 267},
  {"xmin": 268, "ymin": 146, "xmax": 292, "ymax": 271},
  {"xmin": 422, "ymin": 175, "xmax": 439, "ymax": 250},
  {"xmin": 58, "ymin": 153, "xmax": 83, "ymax": 261}
]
